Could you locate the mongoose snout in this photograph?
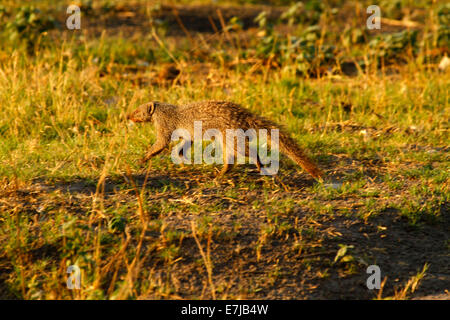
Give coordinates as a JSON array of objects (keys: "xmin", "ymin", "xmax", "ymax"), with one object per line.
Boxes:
[{"xmin": 127, "ymin": 102, "xmax": 157, "ymax": 123}]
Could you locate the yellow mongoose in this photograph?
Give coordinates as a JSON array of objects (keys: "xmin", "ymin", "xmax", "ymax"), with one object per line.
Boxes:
[{"xmin": 127, "ymin": 100, "xmax": 323, "ymax": 180}]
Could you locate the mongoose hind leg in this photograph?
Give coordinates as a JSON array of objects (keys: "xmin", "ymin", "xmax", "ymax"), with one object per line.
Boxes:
[
  {"xmin": 215, "ymin": 151, "xmax": 235, "ymax": 179},
  {"xmin": 255, "ymin": 154, "xmax": 263, "ymax": 173},
  {"xmin": 241, "ymin": 141, "xmax": 263, "ymax": 173}
]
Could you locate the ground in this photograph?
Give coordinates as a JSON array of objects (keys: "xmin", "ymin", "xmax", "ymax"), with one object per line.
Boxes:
[{"xmin": 0, "ymin": 0, "xmax": 448, "ymax": 299}]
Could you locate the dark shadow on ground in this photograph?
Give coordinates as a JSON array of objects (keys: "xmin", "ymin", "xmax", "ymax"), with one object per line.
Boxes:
[
  {"xmin": 33, "ymin": 164, "xmax": 320, "ymax": 196},
  {"xmin": 315, "ymin": 209, "xmax": 450, "ymax": 299},
  {"xmin": 17, "ymin": 166, "xmax": 449, "ymax": 299}
]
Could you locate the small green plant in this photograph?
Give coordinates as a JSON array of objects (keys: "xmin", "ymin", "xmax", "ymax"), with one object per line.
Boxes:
[
  {"xmin": 332, "ymin": 244, "xmax": 355, "ymax": 265},
  {"xmin": 226, "ymin": 16, "xmax": 244, "ymax": 32},
  {"xmin": 280, "ymin": 2, "xmax": 304, "ymax": 26},
  {"xmin": 0, "ymin": 5, "xmax": 7, "ymax": 22},
  {"xmin": 253, "ymin": 21, "xmax": 335, "ymax": 76},
  {"xmin": 4, "ymin": 6, "xmax": 57, "ymax": 52},
  {"xmin": 291, "ymin": 25, "xmax": 335, "ymax": 76},
  {"xmin": 436, "ymin": 3, "xmax": 450, "ymax": 47},
  {"xmin": 369, "ymin": 30, "xmax": 418, "ymax": 62},
  {"xmin": 108, "ymin": 216, "xmax": 127, "ymax": 233}
]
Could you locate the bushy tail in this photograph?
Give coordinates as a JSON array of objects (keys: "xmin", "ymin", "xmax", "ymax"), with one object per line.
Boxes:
[
  {"xmin": 249, "ymin": 114, "xmax": 323, "ymax": 180},
  {"xmin": 278, "ymin": 132, "xmax": 323, "ymax": 180}
]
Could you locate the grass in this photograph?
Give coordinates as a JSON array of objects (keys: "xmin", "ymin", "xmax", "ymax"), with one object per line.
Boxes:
[{"xmin": 0, "ymin": 0, "xmax": 448, "ymax": 300}]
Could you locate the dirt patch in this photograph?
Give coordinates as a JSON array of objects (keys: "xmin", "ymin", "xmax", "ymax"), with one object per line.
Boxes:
[
  {"xmin": 151, "ymin": 4, "xmax": 285, "ymax": 34},
  {"xmin": 53, "ymin": 4, "xmax": 287, "ymax": 38}
]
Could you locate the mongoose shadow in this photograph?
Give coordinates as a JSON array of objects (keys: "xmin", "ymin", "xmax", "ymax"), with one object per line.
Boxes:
[
  {"xmin": 33, "ymin": 174, "xmax": 189, "ymax": 197},
  {"xmin": 33, "ymin": 166, "xmax": 318, "ymax": 197}
]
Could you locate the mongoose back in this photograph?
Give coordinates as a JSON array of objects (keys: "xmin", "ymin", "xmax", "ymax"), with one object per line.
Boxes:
[{"xmin": 127, "ymin": 100, "xmax": 323, "ymax": 180}]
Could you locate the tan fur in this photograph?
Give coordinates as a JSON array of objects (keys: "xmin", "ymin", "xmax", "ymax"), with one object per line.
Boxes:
[{"xmin": 127, "ymin": 100, "xmax": 323, "ymax": 180}]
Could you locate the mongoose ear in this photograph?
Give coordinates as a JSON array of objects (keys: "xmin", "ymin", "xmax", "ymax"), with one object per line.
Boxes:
[{"xmin": 147, "ymin": 102, "xmax": 157, "ymax": 115}]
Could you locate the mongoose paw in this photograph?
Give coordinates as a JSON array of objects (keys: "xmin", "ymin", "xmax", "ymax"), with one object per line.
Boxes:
[
  {"xmin": 214, "ymin": 169, "xmax": 228, "ymax": 182},
  {"xmin": 213, "ymin": 175, "xmax": 227, "ymax": 186},
  {"xmin": 139, "ymin": 157, "xmax": 149, "ymax": 167}
]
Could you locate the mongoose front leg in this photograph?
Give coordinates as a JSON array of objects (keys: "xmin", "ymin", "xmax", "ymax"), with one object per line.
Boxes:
[
  {"xmin": 217, "ymin": 163, "xmax": 231, "ymax": 178},
  {"xmin": 140, "ymin": 139, "xmax": 168, "ymax": 165}
]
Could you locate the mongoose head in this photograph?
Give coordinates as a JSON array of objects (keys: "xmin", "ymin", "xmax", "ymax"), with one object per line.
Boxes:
[{"xmin": 127, "ymin": 102, "xmax": 158, "ymax": 123}]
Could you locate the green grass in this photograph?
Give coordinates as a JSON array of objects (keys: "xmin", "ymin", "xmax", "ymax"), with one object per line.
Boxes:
[{"xmin": 0, "ymin": 0, "xmax": 448, "ymax": 300}]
